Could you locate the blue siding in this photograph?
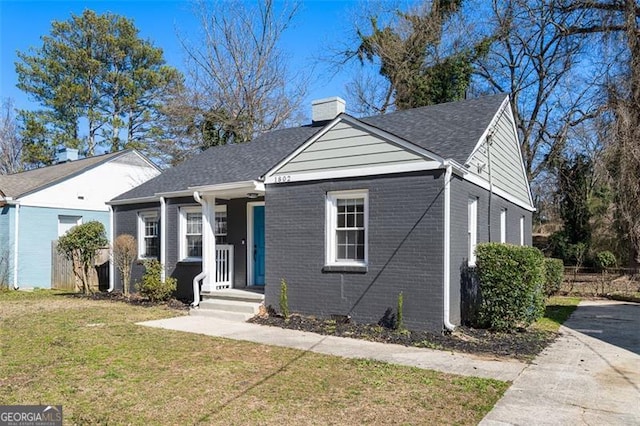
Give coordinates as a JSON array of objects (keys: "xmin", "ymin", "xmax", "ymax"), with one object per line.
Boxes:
[
  {"xmin": 17, "ymin": 206, "xmax": 109, "ymax": 288},
  {"xmin": 0, "ymin": 205, "xmax": 15, "ymax": 285}
]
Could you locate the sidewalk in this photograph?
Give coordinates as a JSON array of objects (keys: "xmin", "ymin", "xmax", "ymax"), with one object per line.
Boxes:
[
  {"xmin": 138, "ymin": 315, "xmax": 525, "ymax": 382},
  {"xmin": 481, "ymin": 299, "xmax": 640, "ymax": 425}
]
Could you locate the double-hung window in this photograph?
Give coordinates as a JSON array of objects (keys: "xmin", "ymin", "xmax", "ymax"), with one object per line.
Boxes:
[
  {"xmin": 180, "ymin": 206, "xmax": 203, "ymax": 260},
  {"xmin": 326, "ymin": 190, "xmax": 368, "ymax": 266},
  {"xmin": 179, "ymin": 205, "xmax": 227, "ymax": 260},
  {"xmin": 138, "ymin": 211, "xmax": 159, "ymax": 259}
]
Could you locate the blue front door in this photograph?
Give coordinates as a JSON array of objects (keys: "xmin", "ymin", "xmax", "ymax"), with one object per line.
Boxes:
[{"xmin": 253, "ymin": 205, "xmax": 265, "ymax": 286}]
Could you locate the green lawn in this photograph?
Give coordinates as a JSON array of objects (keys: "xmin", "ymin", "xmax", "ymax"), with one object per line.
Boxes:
[
  {"xmin": 534, "ymin": 296, "xmax": 581, "ymax": 332},
  {"xmin": 0, "ymin": 290, "xmax": 508, "ymax": 425}
]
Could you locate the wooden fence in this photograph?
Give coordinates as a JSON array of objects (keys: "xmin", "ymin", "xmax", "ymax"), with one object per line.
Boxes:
[{"xmin": 51, "ymin": 241, "xmax": 110, "ymax": 291}]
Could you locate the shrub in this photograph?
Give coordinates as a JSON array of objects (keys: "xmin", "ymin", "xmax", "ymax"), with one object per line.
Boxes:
[
  {"xmin": 279, "ymin": 278, "xmax": 290, "ymax": 319},
  {"xmin": 136, "ymin": 259, "xmax": 176, "ymax": 302},
  {"xmin": 595, "ymin": 250, "xmax": 616, "ymax": 271},
  {"xmin": 396, "ymin": 292, "xmax": 404, "ymax": 330},
  {"xmin": 57, "ymin": 221, "xmax": 108, "ymax": 294},
  {"xmin": 475, "ymin": 243, "xmax": 545, "ymax": 332},
  {"xmin": 543, "ymin": 258, "xmax": 564, "ymax": 297}
]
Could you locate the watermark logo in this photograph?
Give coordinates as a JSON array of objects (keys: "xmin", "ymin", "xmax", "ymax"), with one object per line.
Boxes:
[{"xmin": 0, "ymin": 405, "xmax": 62, "ymax": 426}]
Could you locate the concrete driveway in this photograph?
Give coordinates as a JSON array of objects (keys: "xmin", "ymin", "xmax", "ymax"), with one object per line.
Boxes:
[{"xmin": 481, "ymin": 299, "xmax": 640, "ymax": 425}]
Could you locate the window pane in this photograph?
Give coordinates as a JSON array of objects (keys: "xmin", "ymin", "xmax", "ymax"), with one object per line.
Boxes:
[
  {"xmin": 187, "ymin": 213, "xmax": 202, "ymax": 234},
  {"xmin": 145, "ymin": 237, "xmax": 158, "ymax": 257},
  {"xmin": 187, "ymin": 235, "xmax": 202, "ymax": 257},
  {"xmin": 332, "ymin": 195, "xmax": 366, "ymax": 263}
]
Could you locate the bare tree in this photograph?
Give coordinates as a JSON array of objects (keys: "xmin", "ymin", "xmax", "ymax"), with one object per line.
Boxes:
[
  {"xmin": 113, "ymin": 234, "xmax": 137, "ymax": 295},
  {"xmin": 561, "ymin": 0, "xmax": 640, "ymax": 263},
  {"xmin": 473, "ymin": 0, "xmax": 604, "ymax": 183},
  {"xmin": 0, "ymin": 99, "xmax": 23, "ymax": 175},
  {"xmin": 173, "ymin": 0, "xmax": 307, "ymax": 154}
]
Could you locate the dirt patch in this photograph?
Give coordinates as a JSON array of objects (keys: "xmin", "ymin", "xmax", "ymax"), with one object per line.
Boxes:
[
  {"xmin": 249, "ymin": 314, "xmax": 554, "ymax": 361},
  {"xmin": 70, "ymin": 291, "xmax": 190, "ymax": 311}
]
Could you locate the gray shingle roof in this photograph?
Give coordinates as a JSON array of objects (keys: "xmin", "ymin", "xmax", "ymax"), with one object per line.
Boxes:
[
  {"xmin": 113, "ymin": 125, "xmax": 322, "ymax": 201},
  {"xmin": 113, "ymin": 94, "xmax": 507, "ymax": 201},
  {"xmin": 0, "ymin": 150, "xmax": 132, "ymax": 199},
  {"xmin": 361, "ymin": 93, "xmax": 507, "ymax": 164}
]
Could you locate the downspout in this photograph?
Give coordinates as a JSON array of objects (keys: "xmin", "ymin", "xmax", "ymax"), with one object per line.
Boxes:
[
  {"xmin": 12, "ymin": 203, "xmax": 20, "ymax": 290},
  {"xmin": 160, "ymin": 196, "xmax": 166, "ymax": 282},
  {"xmin": 487, "ymin": 133, "xmax": 494, "ymax": 241},
  {"xmin": 443, "ymin": 163, "xmax": 455, "ymax": 332},
  {"xmin": 191, "ymin": 191, "xmax": 206, "ymax": 306},
  {"xmin": 108, "ymin": 205, "xmax": 115, "ymax": 292}
]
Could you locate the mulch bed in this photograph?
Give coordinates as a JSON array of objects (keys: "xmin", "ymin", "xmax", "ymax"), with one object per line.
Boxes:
[{"xmin": 249, "ymin": 314, "xmax": 555, "ymax": 361}]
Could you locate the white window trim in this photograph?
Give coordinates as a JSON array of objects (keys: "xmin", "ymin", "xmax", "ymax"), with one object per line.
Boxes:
[
  {"xmin": 520, "ymin": 215, "xmax": 525, "ymax": 246},
  {"xmin": 468, "ymin": 197, "xmax": 478, "ymax": 266},
  {"xmin": 179, "ymin": 206, "xmax": 203, "ymax": 262},
  {"xmin": 500, "ymin": 208, "xmax": 507, "ymax": 243},
  {"xmin": 325, "ymin": 190, "xmax": 369, "ymax": 267},
  {"xmin": 137, "ymin": 211, "xmax": 159, "ymax": 260},
  {"xmin": 178, "ymin": 205, "xmax": 226, "ymax": 261}
]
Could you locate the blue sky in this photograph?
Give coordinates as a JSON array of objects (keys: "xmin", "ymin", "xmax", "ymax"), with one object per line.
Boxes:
[{"xmin": 0, "ymin": 0, "xmax": 367, "ymax": 120}]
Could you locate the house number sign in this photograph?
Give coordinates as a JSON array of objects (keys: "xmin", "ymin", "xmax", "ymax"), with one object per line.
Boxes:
[{"xmin": 274, "ymin": 175, "xmax": 291, "ymax": 183}]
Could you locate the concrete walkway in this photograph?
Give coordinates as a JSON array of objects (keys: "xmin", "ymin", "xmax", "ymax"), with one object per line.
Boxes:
[
  {"xmin": 138, "ymin": 315, "xmax": 525, "ymax": 381},
  {"xmin": 481, "ymin": 299, "xmax": 640, "ymax": 425}
]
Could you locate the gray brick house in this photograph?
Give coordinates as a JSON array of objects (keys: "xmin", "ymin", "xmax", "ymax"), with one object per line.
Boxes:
[{"xmin": 108, "ymin": 94, "xmax": 534, "ymax": 331}]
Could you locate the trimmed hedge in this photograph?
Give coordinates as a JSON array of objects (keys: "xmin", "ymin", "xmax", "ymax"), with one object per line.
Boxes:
[
  {"xmin": 543, "ymin": 258, "xmax": 564, "ymax": 296},
  {"xmin": 475, "ymin": 243, "xmax": 545, "ymax": 331}
]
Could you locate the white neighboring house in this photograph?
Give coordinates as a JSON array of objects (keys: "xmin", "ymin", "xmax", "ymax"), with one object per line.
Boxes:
[{"xmin": 0, "ymin": 148, "xmax": 161, "ymax": 289}]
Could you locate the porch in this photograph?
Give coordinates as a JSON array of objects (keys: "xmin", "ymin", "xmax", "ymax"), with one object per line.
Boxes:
[{"xmin": 187, "ymin": 180, "xmax": 265, "ymax": 305}]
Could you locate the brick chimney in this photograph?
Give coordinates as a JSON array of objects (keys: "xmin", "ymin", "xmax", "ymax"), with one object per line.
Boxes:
[{"xmin": 311, "ymin": 96, "xmax": 346, "ymax": 124}]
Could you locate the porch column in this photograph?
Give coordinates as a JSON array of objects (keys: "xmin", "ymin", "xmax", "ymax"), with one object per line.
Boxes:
[{"xmin": 202, "ymin": 195, "xmax": 216, "ymax": 291}]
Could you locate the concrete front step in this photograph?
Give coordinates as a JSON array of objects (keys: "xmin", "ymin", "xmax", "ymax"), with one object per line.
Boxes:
[
  {"xmin": 190, "ymin": 293, "xmax": 263, "ymax": 322},
  {"xmin": 198, "ymin": 299, "xmax": 261, "ymax": 314},
  {"xmin": 200, "ymin": 289, "xmax": 264, "ymax": 303}
]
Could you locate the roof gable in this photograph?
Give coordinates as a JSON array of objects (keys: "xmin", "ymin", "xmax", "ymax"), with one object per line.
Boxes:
[
  {"xmin": 267, "ymin": 116, "xmax": 440, "ymax": 180},
  {"xmin": 465, "ymin": 100, "xmax": 534, "ymax": 208},
  {"xmin": 0, "ymin": 150, "xmax": 151, "ymax": 200}
]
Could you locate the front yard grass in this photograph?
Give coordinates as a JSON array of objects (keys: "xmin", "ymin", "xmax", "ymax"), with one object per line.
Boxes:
[
  {"xmin": 533, "ymin": 296, "xmax": 581, "ymax": 332},
  {"xmin": 0, "ymin": 290, "xmax": 508, "ymax": 425}
]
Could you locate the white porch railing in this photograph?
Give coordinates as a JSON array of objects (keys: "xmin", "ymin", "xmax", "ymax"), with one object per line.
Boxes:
[{"xmin": 213, "ymin": 244, "xmax": 234, "ymax": 290}]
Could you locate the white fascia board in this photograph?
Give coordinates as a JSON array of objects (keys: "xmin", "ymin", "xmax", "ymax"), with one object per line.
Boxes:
[
  {"xmin": 464, "ymin": 172, "xmax": 536, "ymax": 211},
  {"xmin": 465, "ymin": 94, "xmax": 510, "ymax": 162},
  {"xmin": 505, "ymin": 105, "xmax": 535, "ymax": 207},
  {"xmin": 265, "ymin": 161, "xmax": 444, "ymax": 184},
  {"xmin": 17, "ymin": 200, "xmax": 111, "ymax": 211},
  {"xmin": 129, "ymin": 149, "xmax": 163, "ymax": 172},
  {"xmin": 188, "ymin": 180, "xmax": 264, "ymax": 194},
  {"xmin": 107, "ymin": 196, "xmax": 160, "ymax": 206}
]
